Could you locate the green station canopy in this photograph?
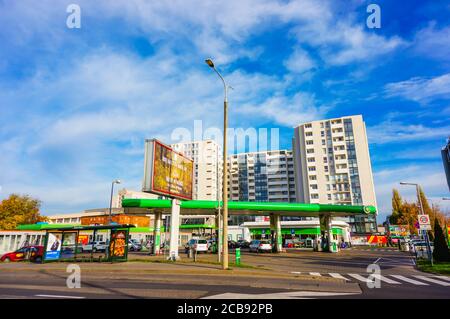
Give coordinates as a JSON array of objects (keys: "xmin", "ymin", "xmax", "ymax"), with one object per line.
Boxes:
[{"xmin": 122, "ymin": 199, "xmax": 376, "ymax": 217}]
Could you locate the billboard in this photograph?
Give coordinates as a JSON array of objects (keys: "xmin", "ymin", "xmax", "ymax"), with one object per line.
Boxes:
[
  {"xmin": 45, "ymin": 232, "xmax": 62, "ymax": 260},
  {"xmin": 388, "ymin": 225, "xmax": 410, "ymax": 238},
  {"xmin": 143, "ymin": 139, "xmax": 194, "ymax": 200}
]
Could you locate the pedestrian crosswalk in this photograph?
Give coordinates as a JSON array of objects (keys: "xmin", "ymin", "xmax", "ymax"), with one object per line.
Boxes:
[{"xmin": 290, "ymin": 271, "xmax": 450, "ymax": 287}]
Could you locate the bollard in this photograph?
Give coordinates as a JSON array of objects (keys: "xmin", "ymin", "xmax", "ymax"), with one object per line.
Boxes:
[{"xmin": 235, "ymin": 248, "xmax": 241, "ymax": 265}]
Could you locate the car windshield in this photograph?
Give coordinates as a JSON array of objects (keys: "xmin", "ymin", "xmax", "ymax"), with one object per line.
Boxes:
[
  {"xmin": 197, "ymin": 240, "xmax": 207, "ymax": 244},
  {"xmin": 260, "ymin": 241, "xmax": 270, "ymax": 244}
]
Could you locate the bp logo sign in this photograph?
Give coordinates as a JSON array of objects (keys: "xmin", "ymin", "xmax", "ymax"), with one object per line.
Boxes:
[{"xmin": 363, "ymin": 206, "xmax": 371, "ymax": 214}]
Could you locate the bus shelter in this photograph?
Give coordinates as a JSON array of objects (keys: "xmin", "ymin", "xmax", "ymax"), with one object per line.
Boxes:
[{"xmin": 42, "ymin": 224, "xmax": 135, "ymax": 263}]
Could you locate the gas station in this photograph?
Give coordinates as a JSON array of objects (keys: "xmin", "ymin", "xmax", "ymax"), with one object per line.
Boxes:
[{"xmin": 122, "ymin": 198, "xmax": 377, "ymax": 259}]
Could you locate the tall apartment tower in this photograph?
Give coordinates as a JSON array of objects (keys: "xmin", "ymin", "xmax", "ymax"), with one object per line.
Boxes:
[
  {"xmin": 293, "ymin": 115, "xmax": 377, "ymax": 234},
  {"xmin": 171, "ymin": 140, "xmax": 222, "ymax": 200},
  {"xmin": 227, "ymin": 150, "xmax": 297, "ymax": 225},
  {"xmin": 227, "ymin": 150, "xmax": 296, "ymax": 202}
]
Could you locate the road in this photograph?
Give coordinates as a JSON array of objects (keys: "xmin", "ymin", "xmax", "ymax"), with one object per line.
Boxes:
[{"xmin": 0, "ymin": 247, "xmax": 448, "ymax": 299}]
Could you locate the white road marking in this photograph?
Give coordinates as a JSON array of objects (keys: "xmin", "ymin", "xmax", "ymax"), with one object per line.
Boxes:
[
  {"xmin": 433, "ymin": 276, "xmax": 450, "ymax": 282},
  {"xmin": 370, "ymin": 274, "xmax": 401, "ymax": 284},
  {"xmin": 203, "ymin": 291, "xmax": 360, "ymax": 299},
  {"xmin": 373, "ymin": 258, "xmax": 381, "ymax": 264},
  {"xmin": 309, "ymin": 272, "xmax": 322, "ymax": 276},
  {"xmin": 291, "ymin": 272, "xmax": 302, "ymax": 274},
  {"xmin": 413, "ymin": 276, "xmax": 450, "ymax": 286},
  {"xmin": 347, "ymin": 273, "xmax": 372, "ymax": 283},
  {"xmin": 390, "ymin": 275, "xmax": 429, "ymax": 286},
  {"xmin": 329, "ymin": 273, "xmax": 349, "ymax": 281},
  {"xmin": 35, "ymin": 294, "xmax": 86, "ymax": 299}
]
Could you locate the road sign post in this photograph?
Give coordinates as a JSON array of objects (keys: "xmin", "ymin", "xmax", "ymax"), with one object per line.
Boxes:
[{"xmin": 417, "ymin": 214, "xmax": 433, "ymax": 265}]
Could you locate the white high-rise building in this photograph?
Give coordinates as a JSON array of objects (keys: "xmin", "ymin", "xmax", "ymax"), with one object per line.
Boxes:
[
  {"xmin": 293, "ymin": 115, "xmax": 377, "ymax": 234},
  {"xmin": 226, "ymin": 150, "xmax": 297, "ymax": 225},
  {"xmin": 227, "ymin": 150, "xmax": 296, "ymax": 203},
  {"xmin": 171, "ymin": 140, "xmax": 222, "ymax": 200}
]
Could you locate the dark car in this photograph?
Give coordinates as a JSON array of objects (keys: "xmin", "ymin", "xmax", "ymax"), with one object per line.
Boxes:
[
  {"xmin": 237, "ymin": 240, "xmax": 250, "ymax": 248},
  {"xmin": 228, "ymin": 240, "xmax": 238, "ymax": 249},
  {"xmin": 1, "ymin": 245, "xmax": 44, "ymax": 263}
]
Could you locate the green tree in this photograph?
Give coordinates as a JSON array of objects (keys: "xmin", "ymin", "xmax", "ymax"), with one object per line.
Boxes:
[
  {"xmin": 390, "ymin": 189, "xmax": 403, "ymax": 224},
  {"xmin": 0, "ymin": 194, "xmax": 47, "ymax": 230},
  {"xmin": 432, "ymin": 218, "xmax": 450, "ymax": 262},
  {"xmin": 417, "ymin": 187, "xmax": 436, "ymax": 240}
]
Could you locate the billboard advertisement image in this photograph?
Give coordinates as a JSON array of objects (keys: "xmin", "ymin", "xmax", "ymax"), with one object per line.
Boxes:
[
  {"xmin": 143, "ymin": 139, "xmax": 194, "ymax": 200},
  {"xmin": 45, "ymin": 232, "xmax": 62, "ymax": 260}
]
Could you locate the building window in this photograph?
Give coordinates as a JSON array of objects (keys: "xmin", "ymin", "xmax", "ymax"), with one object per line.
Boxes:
[
  {"xmin": 311, "ymin": 194, "xmax": 319, "ymax": 199},
  {"xmin": 307, "ymin": 149, "xmax": 314, "ymax": 154},
  {"xmin": 305, "ymin": 132, "xmax": 313, "ymax": 137},
  {"xmin": 306, "ymin": 140, "xmax": 314, "ymax": 145}
]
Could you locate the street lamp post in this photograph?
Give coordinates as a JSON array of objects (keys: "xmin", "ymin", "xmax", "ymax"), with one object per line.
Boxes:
[
  {"xmin": 109, "ymin": 179, "xmax": 121, "ymax": 224},
  {"xmin": 400, "ymin": 182, "xmax": 433, "ymax": 265},
  {"xmin": 206, "ymin": 58, "xmax": 229, "ymax": 270}
]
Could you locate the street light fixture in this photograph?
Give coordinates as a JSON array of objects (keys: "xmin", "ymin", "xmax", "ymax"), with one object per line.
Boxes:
[
  {"xmin": 109, "ymin": 179, "xmax": 121, "ymax": 224},
  {"xmin": 399, "ymin": 182, "xmax": 433, "ymax": 265},
  {"xmin": 205, "ymin": 58, "xmax": 230, "ymax": 270}
]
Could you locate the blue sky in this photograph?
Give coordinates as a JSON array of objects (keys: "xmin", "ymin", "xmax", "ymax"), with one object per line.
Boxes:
[{"xmin": 0, "ymin": 0, "xmax": 449, "ymax": 222}]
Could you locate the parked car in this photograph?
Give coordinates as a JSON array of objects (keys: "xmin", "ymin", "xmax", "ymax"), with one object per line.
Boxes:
[
  {"xmin": 228, "ymin": 240, "xmax": 238, "ymax": 249},
  {"xmin": 237, "ymin": 240, "xmax": 250, "ymax": 248},
  {"xmin": 249, "ymin": 240, "xmax": 272, "ymax": 253},
  {"xmin": 81, "ymin": 241, "xmax": 108, "ymax": 252},
  {"xmin": 1, "ymin": 245, "xmax": 44, "ymax": 263},
  {"xmin": 185, "ymin": 239, "xmax": 209, "ymax": 253},
  {"xmin": 128, "ymin": 239, "xmax": 143, "ymax": 251}
]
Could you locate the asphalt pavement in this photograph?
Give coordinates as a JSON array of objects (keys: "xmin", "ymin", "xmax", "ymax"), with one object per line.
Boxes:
[{"xmin": 0, "ymin": 246, "xmax": 448, "ymax": 299}]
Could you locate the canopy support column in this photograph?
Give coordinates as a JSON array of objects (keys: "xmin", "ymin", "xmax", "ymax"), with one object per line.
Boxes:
[
  {"xmin": 168, "ymin": 199, "xmax": 180, "ymax": 260},
  {"xmin": 270, "ymin": 214, "xmax": 282, "ymax": 253},
  {"xmin": 153, "ymin": 211, "xmax": 162, "ymax": 255}
]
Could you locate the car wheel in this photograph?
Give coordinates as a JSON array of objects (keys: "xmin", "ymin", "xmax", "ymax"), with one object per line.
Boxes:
[
  {"xmin": 34, "ymin": 257, "xmax": 42, "ymax": 263},
  {"xmin": 3, "ymin": 257, "xmax": 10, "ymax": 262},
  {"xmin": 93, "ymin": 248, "xmax": 97, "ymax": 253}
]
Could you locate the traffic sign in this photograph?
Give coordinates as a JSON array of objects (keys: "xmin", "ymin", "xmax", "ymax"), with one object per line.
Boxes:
[
  {"xmin": 420, "ymin": 224, "xmax": 432, "ymax": 230},
  {"xmin": 418, "ymin": 214, "xmax": 431, "ymax": 226},
  {"xmin": 418, "ymin": 215, "xmax": 431, "ymax": 230}
]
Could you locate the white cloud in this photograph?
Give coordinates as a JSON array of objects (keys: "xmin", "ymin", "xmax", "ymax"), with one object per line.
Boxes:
[
  {"xmin": 384, "ymin": 73, "xmax": 450, "ymax": 104},
  {"xmin": 290, "ymin": 15, "xmax": 406, "ymax": 66},
  {"xmin": 414, "ymin": 22, "xmax": 450, "ymax": 62},
  {"xmin": 284, "ymin": 48, "xmax": 316, "ymax": 73},
  {"xmin": 237, "ymin": 92, "xmax": 328, "ymax": 127},
  {"xmin": 367, "ymin": 120, "xmax": 450, "ymax": 144}
]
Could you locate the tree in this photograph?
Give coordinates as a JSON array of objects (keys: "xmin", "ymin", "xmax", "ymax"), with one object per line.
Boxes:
[
  {"xmin": 390, "ymin": 189, "xmax": 403, "ymax": 224},
  {"xmin": 398, "ymin": 202, "xmax": 419, "ymax": 235},
  {"xmin": 432, "ymin": 218, "xmax": 450, "ymax": 262},
  {"xmin": 0, "ymin": 194, "xmax": 48, "ymax": 230}
]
